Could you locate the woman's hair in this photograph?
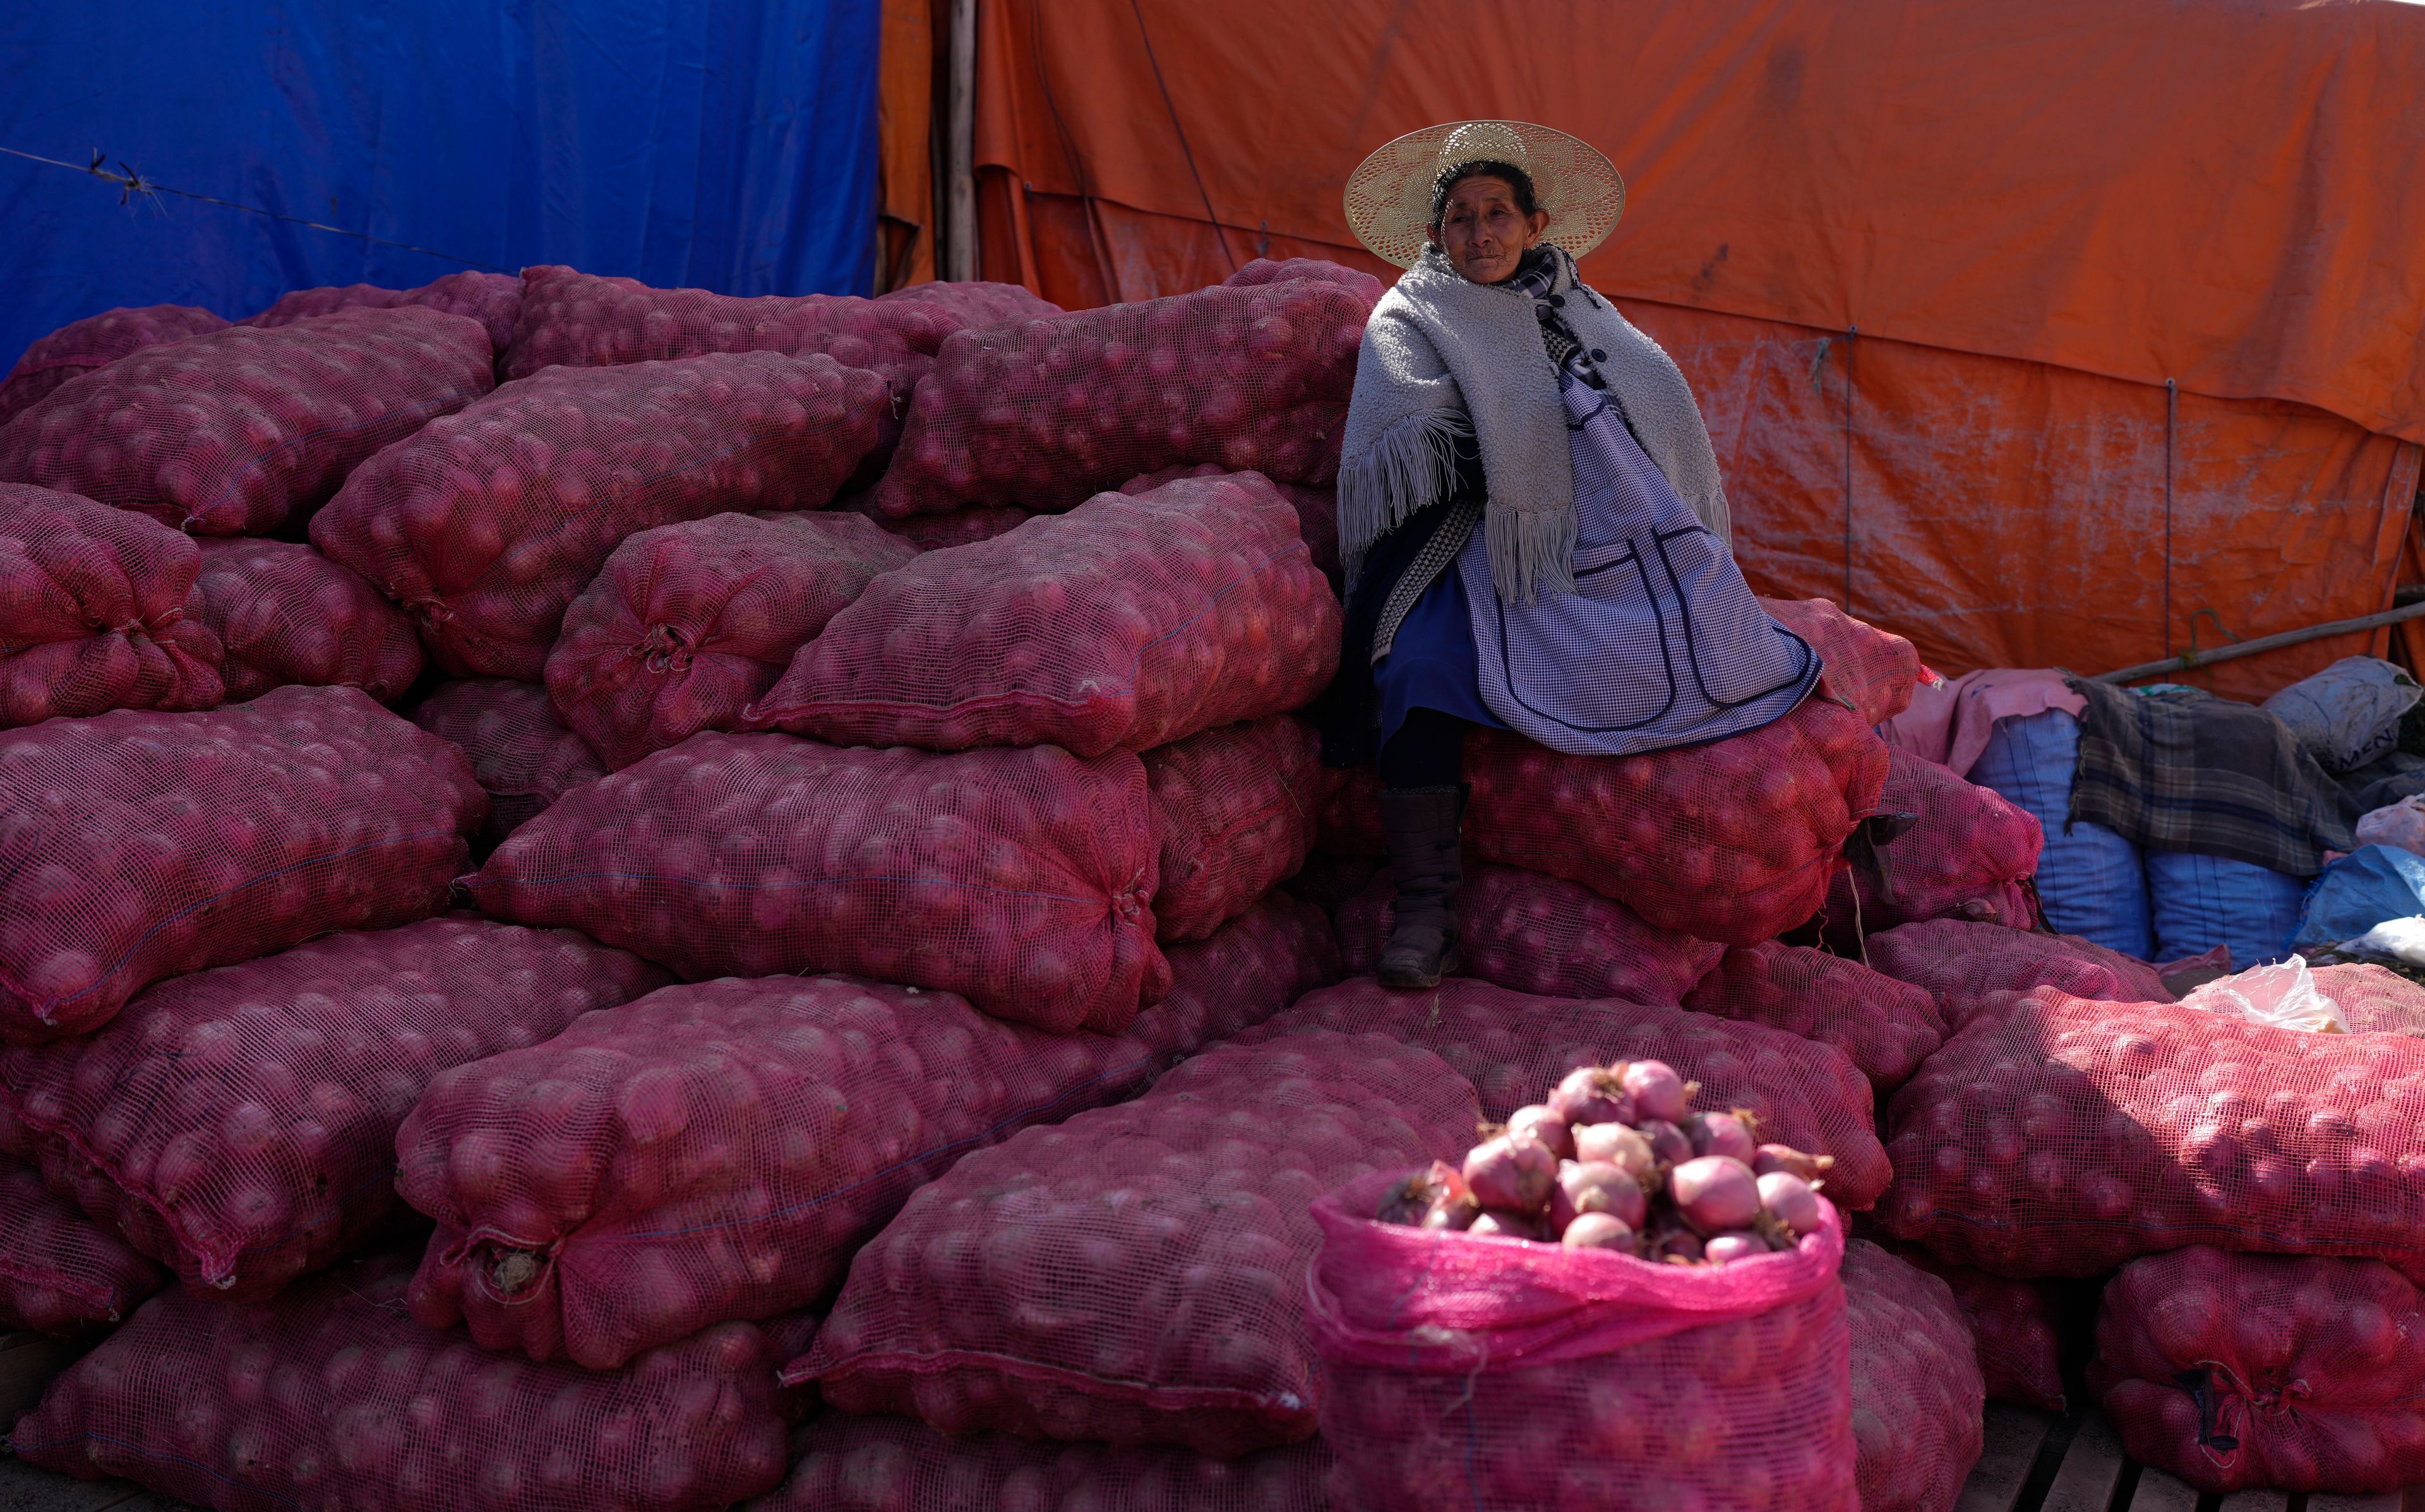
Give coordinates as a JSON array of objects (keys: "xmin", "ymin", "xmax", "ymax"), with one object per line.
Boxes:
[{"xmin": 1428, "ymin": 158, "xmax": 1541, "ymax": 229}]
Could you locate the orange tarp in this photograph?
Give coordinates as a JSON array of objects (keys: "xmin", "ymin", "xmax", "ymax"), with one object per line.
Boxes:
[{"xmin": 882, "ymin": 0, "xmax": 2425, "ymax": 698}]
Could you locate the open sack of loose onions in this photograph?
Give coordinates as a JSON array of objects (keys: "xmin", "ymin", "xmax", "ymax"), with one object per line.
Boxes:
[{"xmin": 1376, "ymin": 1057, "xmax": 1833, "ymax": 1263}]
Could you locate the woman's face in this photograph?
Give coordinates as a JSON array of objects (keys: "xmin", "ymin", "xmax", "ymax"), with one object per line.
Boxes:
[{"xmin": 1430, "ymin": 175, "xmax": 1551, "ymax": 284}]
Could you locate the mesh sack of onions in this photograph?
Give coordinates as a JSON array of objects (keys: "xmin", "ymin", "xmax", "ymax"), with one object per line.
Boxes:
[
  {"xmin": 1866, "ymin": 916, "xmax": 2172, "ymax": 1030},
  {"xmin": 542, "ymin": 511, "xmax": 916, "ymax": 770},
  {"xmin": 1232, "ymin": 976, "xmax": 1893, "ymax": 1207},
  {"xmin": 397, "ymin": 900, "xmax": 1329, "ymax": 1371},
  {"xmin": 1898, "ymin": 1247, "xmax": 2068, "ymax": 1411},
  {"xmin": 1760, "ymin": 597, "xmax": 1921, "ymax": 727},
  {"xmin": 800, "ymin": 1033, "xmax": 1480, "ymax": 1455},
  {"xmin": 2311, "ymin": 961, "xmax": 2425, "ymax": 1037},
  {"xmin": 746, "ymin": 1413, "xmax": 1329, "ymax": 1512},
  {"xmin": 312, "ymin": 351, "xmax": 885, "ymax": 679},
  {"xmin": 1680, "ymin": 941, "xmax": 1947, "ymax": 1094},
  {"xmin": 1316, "ymin": 703, "xmax": 1892, "ymax": 944},
  {"xmin": 0, "ymin": 483, "xmax": 224, "ymax": 725},
  {"xmin": 0, "ymin": 686, "xmax": 483, "ymax": 1044},
  {"xmin": 1144, "ymin": 714, "xmax": 1323, "ymax": 943},
  {"xmin": 1843, "ymin": 1238, "xmax": 1986, "ymax": 1511},
  {"xmin": 747, "ymin": 472, "xmax": 1341, "ymax": 756},
  {"xmin": 841, "ymin": 497, "xmax": 1035, "ymax": 552},
  {"xmin": 1120, "ymin": 462, "xmax": 1343, "ymax": 586},
  {"xmin": 1335, "ymin": 862, "xmax": 1723, "ymax": 1005},
  {"xmin": 191, "ymin": 537, "xmax": 424, "ymax": 703},
  {"xmin": 467, "ymin": 733, "xmax": 1166, "ymax": 1033},
  {"xmin": 1879, "ymin": 986, "xmax": 2425, "ymax": 1278},
  {"xmin": 0, "ymin": 303, "xmax": 231, "ymax": 426},
  {"xmin": 0, "ymin": 1155, "xmax": 164, "ymax": 1335},
  {"xmin": 10, "ymin": 1249, "xmax": 792, "ymax": 1512},
  {"xmin": 0, "ymin": 917, "xmax": 666, "ymax": 1301},
  {"xmin": 1308, "ymin": 1161, "xmax": 1854, "ymax": 1509},
  {"xmin": 2091, "ymin": 1246, "xmax": 2425, "ymax": 1493},
  {"xmin": 407, "ymin": 679, "xmax": 604, "ymax": 846},
  {"xmin": 0, "ymin": 306, "xmax": 494, "ymax": 536},
  {"xmin": 873, "ymin": 278, "xmax": 1065, "ymax": 327},
  {"xmin": 1823, "ymin": 747, "xmax": 2044, "ymax": 940},
  {"xmin": 865, "ymin": 262, "xmax": 1378, "ymax": 517},
  {"xmin": 502, "ymin": 265, "xmax": 1007, "ymax": 431},
  {"xmin": 241, "ymin": 269, "xmax": 522, "ymax": 352}
]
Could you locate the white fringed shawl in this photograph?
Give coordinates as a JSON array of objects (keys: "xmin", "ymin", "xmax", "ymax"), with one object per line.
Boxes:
[{"xmin": 1337, "ymin": 245, "xmax": 1731, "ymax": 604}]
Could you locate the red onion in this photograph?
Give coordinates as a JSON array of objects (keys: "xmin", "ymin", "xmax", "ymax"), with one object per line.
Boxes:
[
  {"xmin": 1379, "ymin": 1160, "xmax": 1468, "ymax": 1225},
  {"xmin": 1469, "ymin": 1210, "xmax": 1542, "ymax": 1241},
  {"xmin": 1670, "ymin": 1155, "xmax": 1762, "ymax": 1237},
  {"xmin": 1548, "ymin": 1066, "xmax": 1634, "ymax": 1126},
  {"xmin": 1638, "ymin": 1119, "xmax": 1694, "ymax": 1168},
  {"xmin": 1422, "ymin": 1196, "xmax": 1479, "ymax": 1231},
  {"xmin": 1622, "ymin": 1059, "xmax": 1689, "ymax": 1122},
  {"xmin": 1560, "ymin": 1211, "xmax": 1635, "ymax": 1251},
  {"xmin": 1703, "ymin": 1231, "xmax": 1771, "ymax": 1265},
  {"xmin": 1687, "ymin": 1111, "xmax": 1758, "ymax": 1164},
  {"xmin": 1752, "ymin": 1144, "xmax": 1833, "ymax": 1184},
  {"xmin": 1651, "ymin": 1227, "xmax": 1704, "ymax": 1263},
  {"xmin": 1548, "ymin": 1160, "xmax": 1648, "ymax": 1235},
  {"xmin": 1572, "ymin": 1121, "xmax": 1656, "ymax": 1183},
  {"xmin": 1506, "ymin": 1104, "xmax": 1575, "ymax": 1160},
  {"xmin": 1463, "ymin": 1133, "xmax": 1556, "ymax": 1213},
  {"xmin": 1756, "ymin": 1170, "xmax": 1823, "ymax": 1237}
]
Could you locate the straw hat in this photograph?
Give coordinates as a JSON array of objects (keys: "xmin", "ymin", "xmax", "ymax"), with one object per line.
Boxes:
[{"xmin": 1343, "ymin": 120, "xmax": 1625, "ymax": 270}]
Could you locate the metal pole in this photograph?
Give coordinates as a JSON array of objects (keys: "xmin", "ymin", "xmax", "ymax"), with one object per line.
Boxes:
[
  {"xmin": 944, "ymin": 0, "xmax": 978, "ymax": 282},
  {"xmin": 2093, "ymin": 599, "xmax": 2425, "ymax": 684}
]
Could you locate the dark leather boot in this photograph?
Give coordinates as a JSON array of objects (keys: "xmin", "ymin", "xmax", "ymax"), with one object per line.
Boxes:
[{"xmin": 1377, "ymin": 784, "xmax": 1466, "ymax": 989}]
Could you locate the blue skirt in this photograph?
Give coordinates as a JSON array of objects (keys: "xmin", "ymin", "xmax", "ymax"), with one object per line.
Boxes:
[{"xmin": 1372, "ymin": 559, "xmax": 1506, "ymax": 751}]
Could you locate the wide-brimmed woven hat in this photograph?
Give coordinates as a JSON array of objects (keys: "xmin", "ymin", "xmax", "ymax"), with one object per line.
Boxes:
[{"xmin": 1343, "ymin": 120, "xmax": 1625, "ymax": 270}]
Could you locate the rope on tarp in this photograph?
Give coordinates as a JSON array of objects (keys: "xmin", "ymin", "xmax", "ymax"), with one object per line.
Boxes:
[{"xmin": 0, "ymin": 144, "xmax": 510, "ymax": 272}]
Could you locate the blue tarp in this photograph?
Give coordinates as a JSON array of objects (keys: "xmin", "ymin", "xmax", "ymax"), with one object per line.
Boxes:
[
  {"xmin": 2290, "ymin": 843, "xmax": 2425, "ymax": 955},
  {"xmin": 0, "ymin": 0, "xmax": 879, "ymax": 369}
]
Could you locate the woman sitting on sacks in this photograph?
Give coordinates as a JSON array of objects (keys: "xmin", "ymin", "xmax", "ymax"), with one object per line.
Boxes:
[{"xmin": 1324, "ymin": 121, "xmax": 1820, "ymax": 989}]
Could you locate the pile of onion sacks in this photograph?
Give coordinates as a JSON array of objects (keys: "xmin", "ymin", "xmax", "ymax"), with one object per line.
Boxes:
[{"xmin": 1377, "ymin": 1058, "xmax": 1833, "ymax": 1262}]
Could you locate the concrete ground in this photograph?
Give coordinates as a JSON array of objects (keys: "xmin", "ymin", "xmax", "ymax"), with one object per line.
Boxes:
[{"xmin": 0, "ymin": 1456, "xmax": 194, "ymax": 1511}]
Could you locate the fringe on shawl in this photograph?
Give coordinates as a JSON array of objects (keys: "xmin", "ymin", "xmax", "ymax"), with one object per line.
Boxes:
[
  {"xmin": 1486, "ymin": 499, "xmax": 1578, "ymax": 607},
  {"xmin": 1336, "ymin": 408, "xmax": 1468, "ymax": 589}
]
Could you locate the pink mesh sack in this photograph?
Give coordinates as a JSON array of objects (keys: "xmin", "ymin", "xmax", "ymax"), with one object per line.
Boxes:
[
  {"xmin": 1233, "ymin": 977, "xmax": 1893, "ymax": 1207},
  {"xmin": 1680, "ymin": 941, "xmax": 1947, "ymax": 1094},
  {"xmin": 0, "ymin": 306, "xmax": 495, "ymax": 536},
  {"xmin": 851, "ymin": 499, "xmax": 1034, "ymax": 551},
  {"xmin": 1223, "ymin": 256, "xmax": 1386, "ymax": 301},
  {"xmin": 1761, "ymin": 597, "xmax": 1921, "ymax": 727},
  {"xmin": 2092, "ymin": 1246, "xmax": 2425, "ymax": 1494},
  {"xmin": 1826, "ymin": 747, "xmax": 2044, "ymax": 938},
  {"xmin": 467, "ymin": 733, "xmax": 1167, "ymax": 1033},
  {"xmin": 1308, "ymin": 1170, "xmax": 1855, "ymax": 1512},
  {"xmin": 542, "ymin": 511, "xmax": 916, "ymax": 770},
  {"xmin": 1120, "ymin": 463, "xmax": 1342, "ymax": 586},
  {"xmin": 10, "ymin": 1249, "xmax": 793, "ymax": 1512},
  {"xmin": 241, "ymin": 270, "xmax": 523, "ymax": 352},
  {"xmin": 1322, "ymin": 704, "xmax": 1892, "ymax": 944},
  {"xmin": 503, "ymin": 264, "xmax": 987, "ymax": 420},
  {"xmin": 748, "ymin": 1413, "xmax": 1329, "ymax": 1512},
  {"xmin": 1144, "ymin": 715, "xmax": 1323, "ymax": 942},
  {"xmin": 748, "ymin": 472, "xmax": 1341, "ymax": 756},
  {"xmin": 0, "ymin": 686, "xmax": 482, "ymax": 1043},
  {"xmin": 0, "ymin": 482, "xmax": 224, "ymax": 725},
  {"xmin": 191, "ymin": 537, "xmax": 424, "ymax": 703},
  {"xmin": 0, "ymin": 304, "xmax": 231, "ymax": 426},
  {"xmin": 0, "ymin": 916, "xmax": 668, "ymax": 1301},
  {"xmin": 866, "ymin": 273, "xmax": 1376, "ymax": 516},
  {"xmin": 1879, "ymin": 987, "xmax": 2425, "ymax": 1278},
  {"xmin": 311, "ymin": 351, "xmax": 886, "ymax": 679},
  {"xmin": 1899, "ymin": 1247, "xmax": 2068, "ymax": 1411},
  {"xmin": 2314, "ymin": 961, "xmax": 2425, "ymax": 1037},
  {"xmin": 875, "ymin": 278, "xmax": 1065, "ymax": 327},
  {"xmin": 398, "ymin": 908, "xmax": 1327, "ymax": 1372},
  {"xmin": 1336, "ymin": 862, "xmax": 1725, "ymax": 1005},
  {"xmin": 1866, "ymin": 917, "xmax": 2171, "ymax": 1030},
  {"xmin": 801, "ymin": 1033, "xmax": 1482, "ymax": 1455},
  {"xmin": 1843, "ymin": 1238, "xmax": 1985, "ymax": 1512},
  {"xmin": 0, "ymin": 1155, "xmax": 165, "ymax": 1334},
  {"xmin": 407, "ymin": 678, "xmax": 604, "ymax": 844}
]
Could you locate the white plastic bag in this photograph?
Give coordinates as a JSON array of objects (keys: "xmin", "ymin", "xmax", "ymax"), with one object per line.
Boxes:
[
  {"xmin": 2337, "ymin": 916, "xmax": 2425, "ymax": 969},
  {"xmin": 2179, "ymin": 954, "xmax": 2347, "ymax": 1033},
  {"xmin": 2356, "ymin": 795, "xmax": 2425, "ymax": 859}
]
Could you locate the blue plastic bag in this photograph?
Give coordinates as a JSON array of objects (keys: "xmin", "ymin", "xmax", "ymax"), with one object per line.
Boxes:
[
  {"xmin": 2145, "ymin": 850, "xmax": 2306, "ymax": 970},
  {"xmin": 1970, "ymin": 710, "xmax": 2154, "ymax": 958},
  {"xmin": 2288, "ymin": 844, "xmax": 2425, "ymax": 955}
]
